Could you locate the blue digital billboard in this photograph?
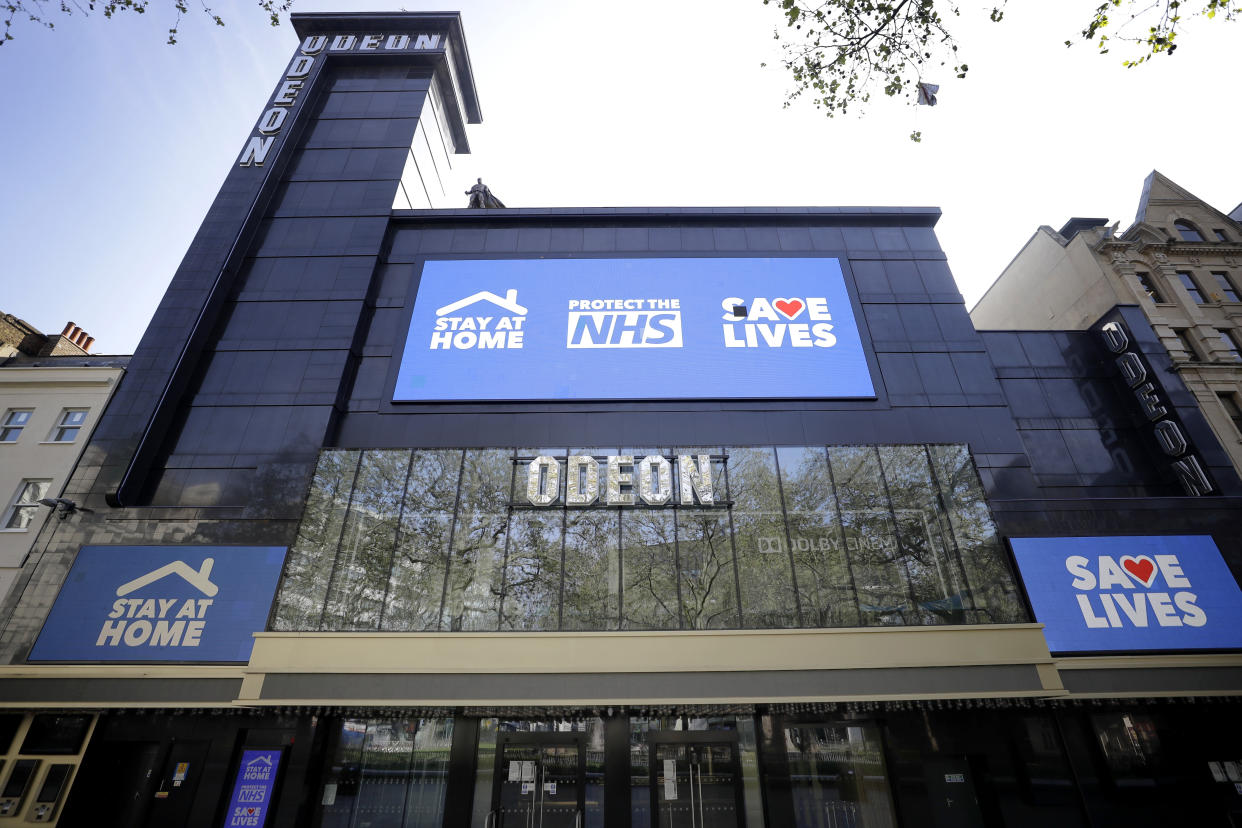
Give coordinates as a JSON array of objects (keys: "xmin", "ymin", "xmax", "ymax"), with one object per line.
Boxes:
[
  {"xmin": 29, "ymin": 546, "xmax": 286, "ymax": 663},
  {"xmin": 1010, "ymin": 535, "xmax": 1242, "ymax": 653},
  {"xmin": 222, "ymin": 749, "xmax": 283, "ymax": 828},
  {"xmin": 393, "ymin": 257, "xmax": 875, "ymax": 401}
]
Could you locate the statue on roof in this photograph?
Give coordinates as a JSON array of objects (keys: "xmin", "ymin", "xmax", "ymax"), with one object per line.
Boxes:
[{"xmin": 465, "ymin": 178, "xmax": 505, "ymax": 209}]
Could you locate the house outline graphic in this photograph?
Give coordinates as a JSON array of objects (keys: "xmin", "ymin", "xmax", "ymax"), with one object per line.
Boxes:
[
  {"xmin": 435, "ymin": 289, "xmax": 527, "ymax": 316},
  {"xmin": 247, "ymin": 755, "xmax": 273, "ymax": 767},
  {"xmin": 115, "ymin": 558, "xmax": 219, "ymax": 597}
]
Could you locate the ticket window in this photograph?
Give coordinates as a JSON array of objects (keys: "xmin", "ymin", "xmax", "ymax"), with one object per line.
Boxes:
[{"xmin": 0, "ymin": 715, "xmax": 94, "ymax": 824}]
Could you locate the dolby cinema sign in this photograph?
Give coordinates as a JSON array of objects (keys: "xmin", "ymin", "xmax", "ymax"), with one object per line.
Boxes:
[
  {"xmin": 239, "ymin": 32, "xmax": 445, "ymax": 167},
  {"xmin": 394, "ymin": 258, "xmax": 876, "ymax": 401}
]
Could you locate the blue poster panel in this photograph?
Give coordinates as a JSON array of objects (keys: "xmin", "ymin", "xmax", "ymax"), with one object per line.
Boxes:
[
  {"xmin": 29, "ymin": 546, "xmax": 286, "ymax": 663},
  {"xmin": 222, "ymin": 749, "xmax": 282, "ymax": 828},
  {"xmin": 1010, "ymin": 536, "xmax": 1242, "ymax": 653},
  {"xmin": 393, "ymin": 257, "xmax": 875, "ymax": 401}
]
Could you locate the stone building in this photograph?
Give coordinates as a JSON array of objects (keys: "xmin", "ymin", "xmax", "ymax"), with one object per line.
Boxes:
[
  {"xmin": 0, "ymin": 315, "xmax": 127, "ymax": 599},
  {"xmin": 971, "ymin": 171, "xmax": 1242, "ymax": 477}
]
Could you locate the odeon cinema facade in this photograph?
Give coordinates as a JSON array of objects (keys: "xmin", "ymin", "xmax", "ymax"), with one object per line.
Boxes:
[{"xmin": 3, "ymin": 12, "xmax": 1242, "ymax": 828}]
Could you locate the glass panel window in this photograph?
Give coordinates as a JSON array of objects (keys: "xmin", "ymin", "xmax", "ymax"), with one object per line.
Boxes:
[
  {"xmin": 1135, "ymin": 272, "xmax": 1164, "ymax": 303},
  {"xmin": 878, "ymin": 446, "xmax": 973, "ymax": 625},
  {"xmin": 777, "ymin": 446, "xmax": 860, "ymax": 627},
  {"xmin": 729, "ymin": 447, "xmax": 798, "ymax": 629},
  {"xmin": 561, "ymin": 511, "xmax": 620, "ymax": 630},
  {"xmin": 1177, "ymin": 271, "xmax": 1204, "ymax": 303},
  {"xmin": 1214, "ymin": 229, "xmax": 1230, "ymax": 242},
  {"xmin": 826, "ymin": 447, "xmax": 909, "ymax": 626},
  {"xmin": 621, "ymin": 510, "xmax": 680, "ymax": 630},
  {"xmin": 49, "ymin": 409, "xmax": 87, "ymax": 443},
  {"xmin": 0, "ymin": 410, "xmax": 32, "ymax": 443},
  {"xmin": 1174, "ymin": 329, "xmax": 1200, "ymax": 360},
  {"xmin": 1174, "ymin": 220, "xmax": 1204, "ymax": 242},
  {"xmin": 321, "ymin": 450, "xmax": 410, "ymax": 631},
  {"xmin": 1219, "ymin": 393, "xmax": 1242, "ymax": 436},
  {"xmin": 273, "ymin": 451, "xmax": 360, "ymax": 630},
  {"xmin": 676, "ymin": 510, "xmax": 737, "ymax": 629},
  {"xmin": 501, "ymin": 511, "xmax": 563, "ymax": 630},
  {"xmin": 383, "ymin": 450, "xmax": 461, "ymax": 631},
  {"xmin": 926, "ymin": 445, "xmax": 1026, "ymax": 623},
  {"xmin": 3, "ymin": 479, "xmax": 50, "ymax": 530},
  {"xmin": 441, "ymin": 449, "xmax": 510, "ymax": 631},
  {"xmin": 1211, "ymin": 272, "xmax": 1239, "ymax": 302},
  {"xmin": 1218, "ymin": 330, "xmax": 1242, "ymax": 362}
]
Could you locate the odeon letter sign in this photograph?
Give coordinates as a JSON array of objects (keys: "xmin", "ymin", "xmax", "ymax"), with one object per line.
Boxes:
[
  {"xmin": 524, "ymin": 454, "xmax": 715, "ymax": 507},
  {"xmin": 238, "ymin": 31, "xmax": 444, "ymax": 167}
]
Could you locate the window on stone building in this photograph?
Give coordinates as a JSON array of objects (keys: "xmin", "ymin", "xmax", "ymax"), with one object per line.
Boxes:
[
  {"xmin": 2, "ymin": 480, "xmax": 50, "ymax": 530},
  {"xmin": 1177, "ymin": 271, "xmax": 1205, "ymax": 303},
  {"xmin": 48, "ymin": 409, "xmax": 87, "ymax": 443},
  {"xmin": 1173, "ymin": 329, "xmax": 1200, "ymax": 360},
  {"xmin": 1214, "ymin": 229, "xmax": 1230, "ymax": 242},
  {"xmin": 1210, "ymin": 272, "xmax": 1239, "ymax": 302},
  {"xmin": 0, "ymin": 410, "xmax": 32, "ymax": 443},
  {"xmin": 1219, "ymin": 330, "xmax": 1242, "ymax": 362},
  {"xmin": 1135, "ymin": 272, "xmax": 1164, "ymax": 303},
  {"xmin": 1174, "ymin": 220, "xmax": 1204, "ymax": 242},
  {"xmin": 1219, "ymin": 393, "xmax": 1242, "ymax": 437}
]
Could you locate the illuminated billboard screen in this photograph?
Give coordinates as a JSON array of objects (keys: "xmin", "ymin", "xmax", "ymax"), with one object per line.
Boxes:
[
  {"xmin": 393, "ymin": 257, "xmax": 875, "ymax": 401},
  {"xmin": 1010, "ymin": 535, "xmax": 1242, "ymax": 653}
]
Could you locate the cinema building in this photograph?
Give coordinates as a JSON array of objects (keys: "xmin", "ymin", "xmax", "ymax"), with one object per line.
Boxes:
[{"xmin": 0, "ymin": 11, "xmax": 1240, "ymax": 828}]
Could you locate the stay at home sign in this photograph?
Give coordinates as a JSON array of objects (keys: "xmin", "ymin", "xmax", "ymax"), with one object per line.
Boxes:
[
  {"xmin": 29, "ymin": 546, "xmax": 286, "ymax": 663},
  {"xmin": 393, "ymin": 258, "xmax": 875, "ymax": 401},
  {"xmin": 1011, "ymin": 536, "xmax": 1242, "ymax": 653}
]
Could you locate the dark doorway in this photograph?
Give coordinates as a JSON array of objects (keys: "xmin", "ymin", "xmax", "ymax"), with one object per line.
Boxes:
[
  {"xmin": 491, "ymin": 732, "xmax": 586, "ymax": 828},
  {"xmin": 648, "ymin": 733, "xmax": 744, "ymax": 828},
  {"xmin": 59, "ymin": 741, "xmax": 160, "ymax": 828}
]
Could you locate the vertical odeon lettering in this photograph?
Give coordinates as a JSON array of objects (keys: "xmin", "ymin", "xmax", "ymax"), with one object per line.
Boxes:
[{"xmin": 240, "ymin": 31, "xmax": 443, "ymax": 167}]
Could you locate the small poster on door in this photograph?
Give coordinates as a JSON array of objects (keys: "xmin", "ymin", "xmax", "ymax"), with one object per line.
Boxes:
[
  {"xmin": 544, "ymin": 782, "xmax": 557, "ymax": 795},
  {"xmin": 521, "ymin": 761, "xmax": 536, "ymax": 782},
  {"xmin": 1225, "ymin": 761, "xmax": 1242, "ymax": 782},
  {"xmin": 508, "ymin": 762, "xmax": 521, "ymax": 782},
  {"xmin": 1209, "ymin": 762, "xmax": 1226, "ymax": 782},
  {"xmin": 521, "ymin": 783, "xmax": 535, "ymax": 794},
  {"xmin": 664, "ymin": 779, "xmax": 677, "ymax": 800}
]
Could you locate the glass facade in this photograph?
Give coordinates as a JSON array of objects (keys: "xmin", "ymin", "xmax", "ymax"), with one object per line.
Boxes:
[{"xmin": 272, "ymin": 445, "xmax": 1026, "ymax": 632}]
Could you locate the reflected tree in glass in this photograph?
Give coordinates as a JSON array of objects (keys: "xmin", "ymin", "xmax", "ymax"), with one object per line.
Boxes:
[
  {"xmin": 442, "ymin": 449, "xmax": 511, "ymax": 631},
  {"xmin": 502, "ymin": 510, "xmax": 564, "ymax": 630},
  {"xmin": 273, "ymin": 450, "xmax": 359, "ymax": 630},
  {"xmin": 383, "ymin": 450, "xmax": 461, "ymax": 631},
  {"xmin": 677, "ymin": 511, "xmax": 739, "ymax": 629},
  {"xmin": 322, "ymin": 450, "xmax": 411, "ymax": 631},
  {"xmin": 728, "ymin": 447, "xmax": 798, "ymax": 628},
  {"xmin": 562, "ymin": 510, "xmax": 620, "ymax": 631},
  {"xmin": 827, "ymin": 447, "xmax": 910, "ymax": 626},
  {"xmin": 927, "ymin": 445, "xmax": 1027, "ymax": 623},
  {"xmin": 878, "ymin": 446, "xmax": 970, "ymax": 625},
  {"xmin": 621, "ymin": 510, "xmax": 680, "ymax": 629},
  {"xmin": 777, "ymin": 447, "xmax": 861, "ymax": 628}
]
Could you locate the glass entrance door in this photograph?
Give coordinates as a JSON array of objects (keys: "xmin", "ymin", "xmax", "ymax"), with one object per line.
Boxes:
[
  {"xmin": 651, "ymin": 739, "xmax": 743, "ymax": 828},
  {"xmin": 492, "ymin": 734, "xmax": 584, "ymax": 828}
]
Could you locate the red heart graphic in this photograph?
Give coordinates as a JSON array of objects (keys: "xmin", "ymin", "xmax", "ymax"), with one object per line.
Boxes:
[
  {"xmin": 1121, "ymin": 556, "xmax": 1156, "ymax": 587},
  {"xmin": 773, "ymin": 299, "xmax": 803, "ymax": 320},
  {"xmin": 247, "ymin": 809, "xmax": 256, "ymax": 815}
]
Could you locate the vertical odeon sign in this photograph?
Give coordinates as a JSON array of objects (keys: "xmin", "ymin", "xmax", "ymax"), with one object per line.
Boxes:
[
  {"xmin": 1100, "ymin": 318, "xmax": 1215, "ymax": 496},
  {"xmin": 238, "ymin": 31, "xmax": 445, "ymax": 167}
]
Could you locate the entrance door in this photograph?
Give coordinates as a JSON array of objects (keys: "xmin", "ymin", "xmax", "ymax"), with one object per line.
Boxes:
[
  {"xmin": 491, "ymin": 733, "xmax": 584, "ymax": 828},
  {"xmin": 650, "ymin": 736, "xmax": 743, "ymax": 828}
]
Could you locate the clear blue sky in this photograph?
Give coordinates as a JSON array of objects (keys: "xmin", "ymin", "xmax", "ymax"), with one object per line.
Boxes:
[{"xmin": 2, "ymin": 0, "xmax": 1238, "ymax": 354}]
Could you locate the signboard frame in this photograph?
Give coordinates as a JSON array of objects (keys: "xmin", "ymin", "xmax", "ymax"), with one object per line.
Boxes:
[{"xmin": 384, "ymin": 254, "xmax": 882, "ymax": 406}]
